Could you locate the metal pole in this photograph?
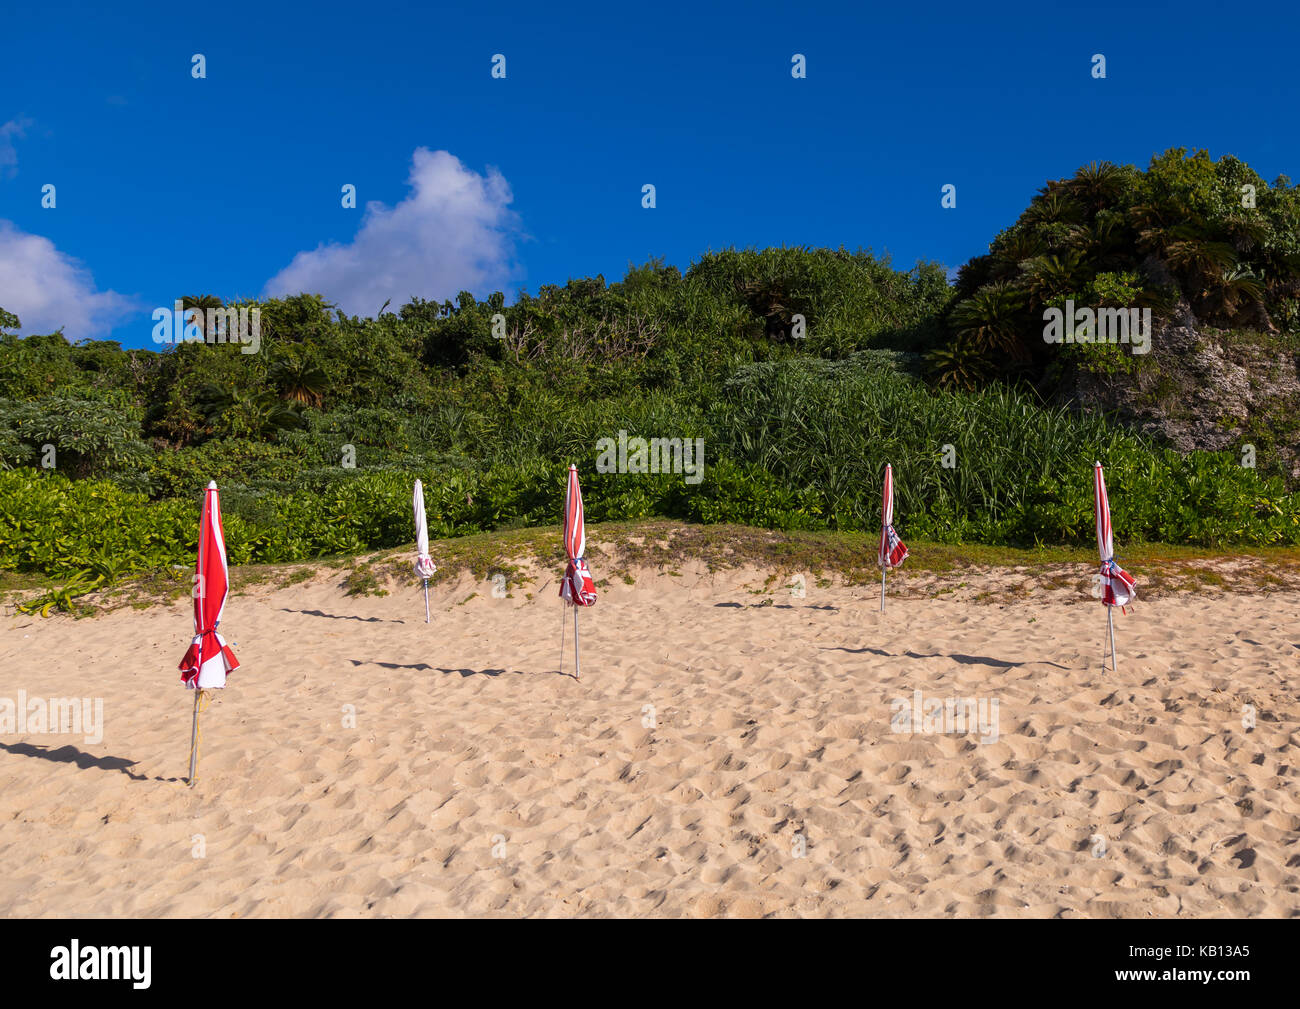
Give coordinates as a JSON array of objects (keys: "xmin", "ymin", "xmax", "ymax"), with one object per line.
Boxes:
[
  {"xmin": 1107, "ymin": 607, "xmax": 1117, "ymax": 672},
  {"xmin": 559, "ymin": 603, "xmax": 566, "ymax": 674},
  {"xmin": 880, "ymin": 569, "xmax": 886, "ymax": 613},
  {"xmin": 574, "ymin": 607, "xmax": 581, "ymax": 680},
  {"xmin": 187, "ymin": 689, "xmax": 202, "ymax": 787},
  {"xmin": 423, "ymin": 580, "xmax": 430, "ymax": 623}
]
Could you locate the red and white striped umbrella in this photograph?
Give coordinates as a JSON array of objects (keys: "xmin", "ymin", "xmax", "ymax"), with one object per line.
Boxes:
[
  {"xmin": 878, "ymin": 463, "xmax": 909, "ymax": 570},
  {"xmin": 560, "ymin": 464, "xmax": 596, "ymax": 607},
  {"xmin": 1094, "ymin": 462, "xmax": 1136, "ymax": 608},
  {"xmin": 179, "ymin": 481, "xmax": 239, "ymax": 690}
]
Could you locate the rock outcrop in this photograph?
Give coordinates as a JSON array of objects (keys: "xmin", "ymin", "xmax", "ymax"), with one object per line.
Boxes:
[{"xmin": 1057, "ymin": 317, "xmax": 1300, "ymax": 482}]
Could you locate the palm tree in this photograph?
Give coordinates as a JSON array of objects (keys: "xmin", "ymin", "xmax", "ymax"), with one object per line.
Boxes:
[
  {"xmin": 236, "ymin": 392, "xmax": 303, "ymax": 437},
  {"xmin": 1162, "ymin": 232, "xmax": 1237, "ymax": 298},
  {"xmin": 990, "ymin": 231, "xmax": 1046, "ymax": 277},
  {"xmin": 925, "ymin": 337, "xmax": 992, "ymax": 391},
  {"xmin": 1023, "ymin": 192, "xmax": 1084, "ymax": 227},
  {"xmin": 181, "ymin": 294, "xmax": 224, "ymax": 341},
  {"xmin": 197, "ymin": 382, "xmax": 303, "ymax": 438},
  {"xmin": 1205, "ymin": 266, "xmax": 1266, "ymax": 321},
  {"xmin": 1019, "ymin": 252, "xmax": 1085, "ymax": 307},
  {"xmin": 269, "ymin": 357, "xmax": 329, "ymax": 407},
  {"xmin": 1078, "ymin": 212, "xmax": 1130, "ymax": 271},
  {"xmin": 1062, "ymin": 161, "xmax": 1127, "ymax": 213},
  {"xmin": 1220, "ymin": 210, "xmax": 1267, "ymax": 255},
  {"xmin": 949, "ymin": 282, "xmax": 1026, "ymax": 358}
]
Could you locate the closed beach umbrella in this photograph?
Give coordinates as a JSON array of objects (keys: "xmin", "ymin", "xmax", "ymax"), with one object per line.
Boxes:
[
  {"xmin": 178, "ymin": 481, "xmax": 239, "ymax": 786},
  {"xmin": 878, "ymin": 463, "xmax": 909, "ymax": 611},
  {"xmin": 559, "ymin": 464, "xmax": 596, "ymax": 678},
  {"xmin": 1094, "ymin": 461, "xmax": 1136, "ymax": 671},
  {"xmin": 413, "ymin": 479, "xmax": 437, "ymax": 623}
]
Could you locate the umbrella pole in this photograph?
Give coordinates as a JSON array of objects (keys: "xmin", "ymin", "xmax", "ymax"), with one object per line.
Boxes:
[
  {"xmin": 1107, "ymin": 607, "xmax": 1117, "ymax": 672},
  {"xmin": 559, "ymin": 602, "xmax": 566, "ymax": 674},
  {"xmin": 574, "ymin": 607, "xmax": 581, "ymax": 680},
  {"xmin": 423, "ymin": 579, "xmax": 430, "ymax": 624},
  {"xmin": 187, "ymin": 688, "xmax": 203, "ymax": 788},
  {"xmin": 880, "ymin": 569, "xmax": 886, "ymax": 613}
]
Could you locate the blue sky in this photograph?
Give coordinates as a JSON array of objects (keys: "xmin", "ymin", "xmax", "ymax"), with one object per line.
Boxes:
[{"xmin": 1, "ymin": 0, "xmax": 1297, "ymax": 348}]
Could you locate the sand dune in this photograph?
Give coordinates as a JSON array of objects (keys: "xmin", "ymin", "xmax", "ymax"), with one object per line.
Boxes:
[{"xmin": 1, "ymin": 561, "xmax": 1297, "ymax": 917}]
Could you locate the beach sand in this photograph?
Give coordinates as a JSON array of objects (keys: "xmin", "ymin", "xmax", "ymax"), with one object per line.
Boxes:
[{"xmin": 1, "ymin": 560, "xmax": 1297, "ymax": 918}]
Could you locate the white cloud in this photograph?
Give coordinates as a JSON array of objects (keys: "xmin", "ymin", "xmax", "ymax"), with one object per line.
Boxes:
[
  {"xmin": 0, "ymin": 220, "xmax": 138, "ymax": 339},
  {"xmin": 263, "ymin": 148, "xmax": 522, "ymax": 316},
  {"xmin": 0, "ymin": 118, "xmax": 32, "ymax": 177}
]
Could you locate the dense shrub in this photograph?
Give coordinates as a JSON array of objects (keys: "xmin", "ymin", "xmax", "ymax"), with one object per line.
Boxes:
[
  {"xmin": 0, "ymin": 394, "xmax": 151, "ymax": 479},
  {"xmin": 1, "ymin": 172, "xmax": 1297, "ymax": 595},
  {"xmin": 708, "ymin": 357, "xmax": 1300, "ymax": 544},
  {"xmin": 933, "ymin": 149, "xmax": 1300, "ymax": 389}
]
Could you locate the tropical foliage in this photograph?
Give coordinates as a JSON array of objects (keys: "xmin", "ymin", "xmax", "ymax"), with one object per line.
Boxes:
[
  {"xmin": 1, "ymin": 149, "xmax": 1297, "ymax": 603},
  {"xmin": 930, "ymin": 149, "xmax": 1300, "ymax": 389}
]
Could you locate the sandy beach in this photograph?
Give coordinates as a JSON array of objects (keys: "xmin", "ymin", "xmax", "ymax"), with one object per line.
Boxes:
[{"xmin": 1, "ymin": 558, "xmax": 1297, "ymax": 918}]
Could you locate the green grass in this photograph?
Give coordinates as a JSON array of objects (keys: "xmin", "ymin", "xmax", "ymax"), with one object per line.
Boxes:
[
  {"xmin": 9, "ymin": 520, "xmax": 1300, "ymax": 618},
  {"xmin": 305, "ymin": 519, "xmax": 1300, "ymax": 603}
]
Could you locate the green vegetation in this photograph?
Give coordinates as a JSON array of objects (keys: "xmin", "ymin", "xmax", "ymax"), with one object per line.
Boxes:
[
  {"xmin": 2, "ymin": 149, "xmax": 1298, "ymax": 611},
  {"xmin": 932, "ymin": 149, "xmax": 1300, "ymax": 389}
]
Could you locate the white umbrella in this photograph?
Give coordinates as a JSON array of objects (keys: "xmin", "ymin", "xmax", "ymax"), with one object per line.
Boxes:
[{"xmin": 413, "ymin": 480, "xmax": 437, "ymax": 623}]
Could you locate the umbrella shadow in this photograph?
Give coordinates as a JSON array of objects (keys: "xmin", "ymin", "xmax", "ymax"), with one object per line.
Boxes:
[
  {"xmin": 819, "ymin": 647, "xmax": 1069, "ymax": 671},
  {"xmin": 930, "ymin": 650, "xmax": 1071, "ymax": 671},
  {"xmin": 920, "ymin": 650, "xmax": 1022, "ymax": 669},
  {"xmin": 282, "ymin": 608, "xmax": 405, "ymax": 624},
  {"xmin": 0, "ymin": 741, "xmax": 160, "ymax": 781},
  {"xmin": 349, "ymin": 659, "xmax": 566, "ymax": 679},
  {"xmin": 714, "ymin": 602, "xmax": 839, "ymax": 611}
]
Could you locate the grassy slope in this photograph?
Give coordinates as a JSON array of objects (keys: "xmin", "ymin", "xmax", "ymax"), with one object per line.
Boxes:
[{"xmin": 7, "ymin": 520, "xmax": 1300, "ymax": 618}]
